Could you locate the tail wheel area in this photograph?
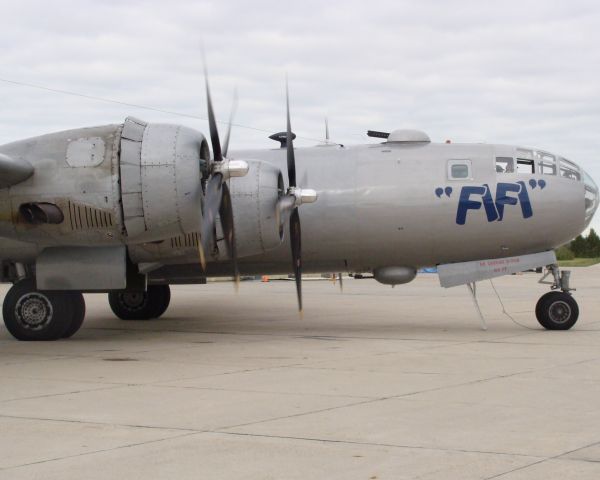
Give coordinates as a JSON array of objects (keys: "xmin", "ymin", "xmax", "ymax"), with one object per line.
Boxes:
[
  {"xmin": 535, "ymin": 291, "xmax": 579, "ymax": 330},
  {"xmin": 108, "ymin": 284, "xmax": 171, "ymax": 320},
  {"xmin": 2, "ymin": 278, "xmax": 83, "ymax": 341}
]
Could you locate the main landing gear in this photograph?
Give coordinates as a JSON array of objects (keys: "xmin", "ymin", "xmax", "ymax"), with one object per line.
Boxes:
[
  {"xmin": 536, "ymin": 265, "xmax": 579, "ymax": 330},
  {"xmin": 2, "ymin": 278, "xmax": 86, "ymax": 341},
  {"xmin": 2, "ymin": 278, "xmax": 171, "ymax": 340},
  {"xmin": 108, "ymin": 284, "xmax": 171, "ymax": 321}
]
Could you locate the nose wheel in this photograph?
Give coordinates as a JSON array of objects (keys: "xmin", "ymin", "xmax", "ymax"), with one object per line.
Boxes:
[
  {"xmin": 2, "ymin": 278, "xmax": 86, "ymax": 340},
  {"xmin": 536, "ymin": 264, "xmax": 579, "ymax": 330},
  {"xmin": 536, "ymin": 291, "xmax": 579, "ymax": 330}
]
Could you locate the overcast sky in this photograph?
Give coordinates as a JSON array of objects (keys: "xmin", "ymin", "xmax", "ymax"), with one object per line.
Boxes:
[{"xmin": 1, "ymin": 0, "xmax": 599, "ymax": 231}]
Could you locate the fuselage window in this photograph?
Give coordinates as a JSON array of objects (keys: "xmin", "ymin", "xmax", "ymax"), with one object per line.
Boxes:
[
  {"xmin": 448, "ymin": 160, "xmax": 472, "ymax": 180},
  {"xmin": 516, "ymin": 158, "xmax": 535, "ymax": 174},
  {"xmin": 495, "ymin": 157, "xmax": 514, "ymax": 173},
  {"xmin": 559, "ymin": 157, "xmax": 581, "ymax": 181}
]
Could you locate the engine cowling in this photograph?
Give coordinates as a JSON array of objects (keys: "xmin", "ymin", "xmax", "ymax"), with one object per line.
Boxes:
[
  {"xmin": 227, "ymin": 159, "xmax": 284, "ymax": 258},
  {"xmin": 119, "ymin": 117, "xmax": 209, "ymax": 243}
]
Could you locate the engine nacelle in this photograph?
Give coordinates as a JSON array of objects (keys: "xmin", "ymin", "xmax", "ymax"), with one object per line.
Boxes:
[
  {"xmin": 0, "ymin": 117, "xmax": 209, "ymax": 247},
  {"xmin": 119, "ymin": 117, "xmax": 208, "ymax": 242},
  {"xmin": 228, "ymin": 159, "xmax": 284, "ymax": 257}
]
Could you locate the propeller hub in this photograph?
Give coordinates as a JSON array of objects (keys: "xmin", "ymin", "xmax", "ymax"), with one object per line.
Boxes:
[
  {"xmin": 213, "ymin": 159, "xmax": 249, "ymax": 179},
  {"xmin": 289, "ymin": 187, "xmax": 318, "ymax": 206}
]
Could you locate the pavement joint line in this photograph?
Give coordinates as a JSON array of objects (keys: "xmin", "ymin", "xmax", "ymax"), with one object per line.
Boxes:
[
  {"xmin": 483, "ymin": 439, "xmax": 600, "ymax": 479},
  {"xmin": 0, "ymin": 373, "xmax": 135, "ymax": 385},
  {"xmin": 0, "ymin": 430, "xmax": 201, "ymax": 472},
  {"xmin": 0, "ymin": 413, "xmax": 202, "ymax": 433},
  {"xmin": 4, "ymin": 351, "xmax": 593, "ymax": 407},
  {"xmin": 81, "ymin": 326, "xmax": 477, "ymax": 344},
  {"xmin": 143, "ymin": 362, "xmax": 315, "ymax": 386},
  {"xmin": 219, "ymin": 351, "xmax": 600, "ymax": 432},
  {"xmin": 217, "ymin": 370, "xmax": 536, "ymax": 432},
  {"xmin": 1, "ymin": 420, "xmax": 549, "ymax": 470},
  {"xmin": 0, "ymin": 384, "xmax": 127, "ymax": 404},
  {"xmin": 148, "ymin": 383, "xmax": 376, "ymax": 400},
  {"xmin": 207, "ymin": 430, "xmax": 547, "ymax": 460}
]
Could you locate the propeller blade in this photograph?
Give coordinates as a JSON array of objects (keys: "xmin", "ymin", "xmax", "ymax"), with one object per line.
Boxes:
[
  {"xmin": 338, "ymin": 272, "xmax": 343, "ymax": 292},
  {"xmin": 285, "ymin": 80, "xmax": 296, "ymax": 188},
  {"xmin": 199, "ymin": 173, "xmax": 223, "ymax": 269},
  {"xmin": 290, "ymin": 207, "xmax": 302, "ymax": 312},
  {"xmin": 204, "ymin": 68, "xmax": 223, "ymax": 163},
  {"xmin": 219, "ymin": 182, "xmax": 240, "ymax": 286},
  {"xmin": 222, "ymin": 88, "xmax": 238, "ymax": 158}
]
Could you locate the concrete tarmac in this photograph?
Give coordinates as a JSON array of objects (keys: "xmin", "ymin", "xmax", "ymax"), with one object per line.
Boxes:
[{"xmin": 1, "ymin": 266, "xmax": 600, "ymax": 479}]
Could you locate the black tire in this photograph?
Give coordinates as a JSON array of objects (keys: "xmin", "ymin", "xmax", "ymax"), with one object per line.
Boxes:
[
  {"xmin": 108, "ymin": 285, "xmax": 171, "ymax": 320},
  {"xmin": 2, "ymin": 279, "xmax": 74, "ymax": 341},
  {"xmin": 153, "ymin": 285, "xmax": 171, "ymax": 318},
  {"xmin": 535, "ymin": 291, "xmax": 579, "ymax": 330},
  {"xmin": 62, "ymin": 293, "xmax": 86, "ymax": 338}
]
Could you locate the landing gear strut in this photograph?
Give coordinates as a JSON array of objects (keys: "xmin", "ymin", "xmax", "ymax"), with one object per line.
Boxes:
[
  {"xmin": 108, "ymin": 284, "xmax": 171, "ymax": 320},
  {"xmin": 536, "ymin": 264, "xmax": 579, "ymax": 330},
  {"xmin": 2, "ymin": 278, "xmax": 86, "ymax": 340}
]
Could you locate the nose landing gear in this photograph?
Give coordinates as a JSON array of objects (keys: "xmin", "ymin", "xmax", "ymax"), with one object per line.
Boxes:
[{"xmin": 536, "ymin": 265, "xmax": 579, "ymax": 330}]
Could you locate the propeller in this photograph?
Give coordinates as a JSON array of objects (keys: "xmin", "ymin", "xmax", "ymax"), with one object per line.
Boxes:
[
  {"xmin": 277, "ymin": 81, "xmax": 318, "ymax": 312},
  {"xmin": 198, "ymin": 67, "xmax": 247, "ymax": 285},
  {"xmin": 222, "ymin": 88, "xmax": 238, "ymax": 158}
]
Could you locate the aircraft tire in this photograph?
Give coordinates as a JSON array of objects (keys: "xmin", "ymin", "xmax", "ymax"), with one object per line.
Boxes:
[
  {"xmin": 152, "ymin": 285, "xmax": 171, "ymax": 318},
  {"xmin": 108, "ymin": 285, "xmax": 171, "ymax": 320},
  {"xmin": 2, "ymin": 278, "xmax": 75, "ymax": 341},
  {"xmin": 535, "ymin": 291, "xmax": 579, "ymax": 330},
  {"xmin": 62, "ymin": 293, "xmax": 86, "ymax": 338}
]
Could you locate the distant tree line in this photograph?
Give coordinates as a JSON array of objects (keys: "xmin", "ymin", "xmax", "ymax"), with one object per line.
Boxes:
[{"xmin": 556, "ymin": 229, "xmax": 600, "ymax": 260}]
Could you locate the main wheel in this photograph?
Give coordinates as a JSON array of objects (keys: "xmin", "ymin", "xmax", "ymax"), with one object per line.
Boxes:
[
  {"xmin": 62, "ymin": 293, "xmax": 86, "ymax": 338},
  {"xmin": 535, "ymin": 291, "xmax": 579, "ymax": 330},
  {"xmin": 108, "ymin": 285, "xmax": 171, "ymax": 320},
  {"xmin": 2, "ymin": 279, "xmax": 75, "ymax": 341}
]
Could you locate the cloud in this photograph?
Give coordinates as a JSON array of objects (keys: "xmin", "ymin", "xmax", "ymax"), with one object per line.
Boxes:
[{"xmin": 1, "ymin": 0, "xmax": 599, "ymax": 231}]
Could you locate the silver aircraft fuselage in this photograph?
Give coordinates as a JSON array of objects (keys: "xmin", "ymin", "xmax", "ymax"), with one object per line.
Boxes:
[
  {"xmin": 145, "ymin": 140, "xmax": 596, "ymax": 277},
  {"xmin": 0, "ymin": 123, "xmax": 596, "ymax": 281}
]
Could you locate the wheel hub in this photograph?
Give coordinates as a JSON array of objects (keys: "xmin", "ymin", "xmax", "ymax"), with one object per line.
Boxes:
[
  {"xmin": 119, "ymin": 292, "xmax": 148, "ymax": 311},
  {"xmin": 15, "ymin": 293, "xmax": 53, "ymax": 330},
  {"xmin": 549, "ymin": 300, "xmax": 572, "ymax": 324}
]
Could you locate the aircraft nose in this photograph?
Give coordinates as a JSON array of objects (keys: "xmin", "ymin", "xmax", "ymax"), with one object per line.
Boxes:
[{"xmin": 583, "ymin": 169, "xmax": 599, "ymax": 228}]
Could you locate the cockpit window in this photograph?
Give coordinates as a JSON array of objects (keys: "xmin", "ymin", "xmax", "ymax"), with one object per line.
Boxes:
[
  {"xmin": 516, "ymin": 159, "xmax": 535, "ymax": 174},
  {"xmin": 495, "ymin": 157, "xmax": 514, "ymax": 173},
  {"xmin": 516, "ymin": 149, "xmax": 535, "ymax": 174},
  {"xmin": 535, "ymin": 151, "xmax": 556, "ymax": 175},
  {"xmin": 559, "ymin": 157, "xmax": 581, "ymax": 181},
  {"xmin": 516, "ymin": 149, "xmax": 534, "ymax": 160}
]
